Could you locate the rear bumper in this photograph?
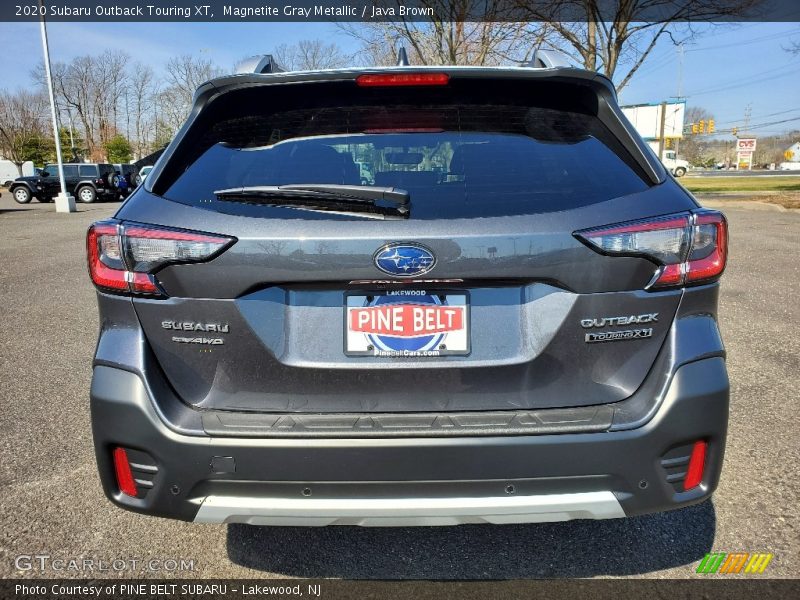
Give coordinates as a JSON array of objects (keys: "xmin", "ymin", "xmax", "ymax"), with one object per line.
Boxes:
[{"xmin": 90, "ymin": 357, "xmax": 729, "ymax": 525}]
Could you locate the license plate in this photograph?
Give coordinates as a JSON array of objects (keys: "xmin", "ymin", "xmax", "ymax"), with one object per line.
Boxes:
[{"xmin": 345, "ymin": 290, "xmax": 470, "ymax": 357}]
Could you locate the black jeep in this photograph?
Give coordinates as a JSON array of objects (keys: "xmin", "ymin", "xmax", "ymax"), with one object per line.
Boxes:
[{"xmin": 10, "ymin": 163, "xmax": 118, "ymax": 204}]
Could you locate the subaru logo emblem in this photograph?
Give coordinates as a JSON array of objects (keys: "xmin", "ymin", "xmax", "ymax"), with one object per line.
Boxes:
[{"xmin": 374, "ymin": 243, "xmax": 436, "ymax": 277}]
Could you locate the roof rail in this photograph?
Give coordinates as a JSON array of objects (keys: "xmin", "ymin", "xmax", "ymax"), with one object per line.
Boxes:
[
  {"xmin": 235, "ymin": 54, "xmax": 285, "ymax": 75},
  {"xmin": 397, "ymin": 47, "xmax": 410, "ymax": 66},
  {"xmin": 523, "ymin": 50, "xmax": 572, "ymax": 69}
]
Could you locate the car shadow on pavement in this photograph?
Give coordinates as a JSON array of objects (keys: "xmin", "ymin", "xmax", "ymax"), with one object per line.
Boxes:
[{"xmin": 226, "ymin": 500, "xmax": 715, "ymax": 578}]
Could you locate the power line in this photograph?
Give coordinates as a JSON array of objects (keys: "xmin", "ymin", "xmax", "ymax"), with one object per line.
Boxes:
[
  {"xmin": 684, "ymin": 28, "xmax": 800, "ymax": 53},
  {"xmin": 704, "ymin": 116, "xmax": 800, "ymax": 135},
  {"xmin": 716, "ymin": 108, "xmax": 800, "ymax": 126},
  {"xmin": 686, "ymin": 64, "xmax": 800, "ymax": 97},
  {"xmin": 742, "ymin": 116, "xmax": 800, "ymax": 131},
  {"xmin": 633, "ymin": 27, "xmax": 800, "ymax": 80}
]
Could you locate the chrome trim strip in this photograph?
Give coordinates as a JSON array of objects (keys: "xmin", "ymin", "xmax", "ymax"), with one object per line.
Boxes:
[{"xmin": 193, "ymin": 491, "xmax": 625, "ymax": 526}]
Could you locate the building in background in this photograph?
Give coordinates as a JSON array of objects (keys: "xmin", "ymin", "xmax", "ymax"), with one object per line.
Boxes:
[
  {"xmin": 780, "ymin": 141, "xmax": 800, "ymax": 170},
  {"xmin": 621, "ymin": 100, "xmax": 686, "ymax": 158},
  {"xmin": 622, "ymin": 100, "xmax": 689, "ymax": 176}
]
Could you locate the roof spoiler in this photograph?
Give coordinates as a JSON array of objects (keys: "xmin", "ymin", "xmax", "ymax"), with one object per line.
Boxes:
[
  {"xmin": 235, "ymin": 54, "xmax": 285, "ymax": 75},
  {"xmin": 523, "ymin": 50, "xmax": 572, "ymax": 69}
]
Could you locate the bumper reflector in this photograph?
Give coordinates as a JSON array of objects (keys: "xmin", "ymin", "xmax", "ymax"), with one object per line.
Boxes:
[
  {"xmin": 113, "ymin": 447, "xmax": 138, "ymax": 497},
  {"xmin": 684, "ymin": 440, "xmax": 707, "ymax": 491}
]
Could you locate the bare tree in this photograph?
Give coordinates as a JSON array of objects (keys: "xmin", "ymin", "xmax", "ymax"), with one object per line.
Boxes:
[
  {"xmin": 273, "ymin": 40, "xmax": 352, "ymax": 70},
  {"xmin": 164, "ymin": 54, "xmax": 222, "ymax": 107},
  {"xmin": 158, "ymin": 54, "xmax": 222, "ymax": 134},
  {"xmin": 680, "ymin": 106, "xmax": 715, "ymax": 165},
  {"xmin": 96, "ymin": 50, "xmax": 129, "ymax": 150},
  {"xmin": 33, "ymin": 50, "xmax": 131, "ymax": 160},
  {"xmin": 342, "ymin": 1, "xmax": 552, "ymax": 66},
  {"xmin": 518, "ymin": 0, "xmax": 757, "ymax": 91},
  {"xmin": 126, "ymin": 63, "xmax": 156, "ymax": 159},
  {"xmin": 0, "ymin": 89, "xmax": 49, "ymax": 168},
  {"xmin": 29, "ymin": 51, "xmax": 222, "ymax": 160},
  {"xmin": 37, "ymin": 57, "xmax": 95, "ymax": 157}
]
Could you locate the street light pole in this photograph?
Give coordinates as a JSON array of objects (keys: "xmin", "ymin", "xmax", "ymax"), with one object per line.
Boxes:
[{"xmin": 38, "ymin": 0, "xmax": 75, "ymax": 212}]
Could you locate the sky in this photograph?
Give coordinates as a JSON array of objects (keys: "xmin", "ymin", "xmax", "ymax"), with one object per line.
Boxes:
[{"xmin": 1, "ymin": 20, "xmax": 799, "ymax": 137}]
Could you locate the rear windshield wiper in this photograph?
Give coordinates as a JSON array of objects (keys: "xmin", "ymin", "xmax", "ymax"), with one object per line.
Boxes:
[{"xmin": 213, "ymin": 184, "xmax": 410, "ymax": 219}]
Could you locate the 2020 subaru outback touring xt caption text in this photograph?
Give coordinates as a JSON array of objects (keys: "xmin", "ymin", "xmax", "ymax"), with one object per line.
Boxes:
[{"xmin": 87, "ymin": 62, "xmax": 729, "ymax": 526}]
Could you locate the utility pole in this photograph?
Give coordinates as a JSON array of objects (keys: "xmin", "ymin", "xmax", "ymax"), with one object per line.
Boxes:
[
  {"xmin": 744, "ymin": 103, "xmax": 752, "ymax": 133},
  {"xmin": 657, "ymin": 101, "xmax": 668, "ymax": 161},
  {"xmin": 39, "ymin": 0, "xmax": 75, "ymax": 212},
  {"xmin": 673, "ymin": 44, "xmax": 684, "ymax": 160}
]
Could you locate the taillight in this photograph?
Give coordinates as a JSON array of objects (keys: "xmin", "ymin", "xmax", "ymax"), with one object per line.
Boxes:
[
  {"xmin": 87, "ymin": 220, "xmax": 234, "ymax": 297},
  {"xmin": 87, "ymin": 222, "xmax": 128, "ymax": 292},
  {"xmin": 575, "ymin": 211, "xmax": 727, "ymax": 289},
  {"xmin": 686, "ymin": 212, "xmax": 728, "ymax": 283},
  {"xmin": 356, "ymin": 72, "xmax": 449, "ymax": 87}
]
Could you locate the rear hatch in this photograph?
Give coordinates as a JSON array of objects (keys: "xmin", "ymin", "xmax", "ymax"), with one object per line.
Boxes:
[{"xmin": 115, "ymin": 68, "xmax": 697, "ymax": 414}]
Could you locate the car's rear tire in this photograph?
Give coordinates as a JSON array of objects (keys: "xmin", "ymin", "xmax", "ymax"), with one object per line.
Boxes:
[
  {"xmin": 77, "ymin": 185, "xmax": 97, "ymax": 203},
  {"xmin": 674, "ymin": 167, "xmax": 686, "ymax": 177},
  {"xmin": 12, "ymin": 186, "xmax": 32, "ymax": 204}
]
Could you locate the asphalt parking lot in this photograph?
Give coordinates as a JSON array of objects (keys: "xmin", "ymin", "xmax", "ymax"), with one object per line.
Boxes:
[{"xmin": 0, "ymin": 193, "xmax": 797, "ymax": 579}]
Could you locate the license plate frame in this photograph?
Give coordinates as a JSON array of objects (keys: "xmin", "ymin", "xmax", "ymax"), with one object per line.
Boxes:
[{"xmin": 344, "ymin": 289, "xmax": 470, "ymax": 357}]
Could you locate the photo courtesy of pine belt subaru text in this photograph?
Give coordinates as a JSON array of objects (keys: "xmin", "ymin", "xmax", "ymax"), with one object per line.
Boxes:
[{"xmin": 87, "ymin": 55, "xmax": 729, "ymax": 526}]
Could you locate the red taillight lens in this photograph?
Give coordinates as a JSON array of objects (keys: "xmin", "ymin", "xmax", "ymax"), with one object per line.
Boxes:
[
  {"xmin": 87, "ymin": 221, "xmax": 234, "ymax": 297},
  {"xmin": 686, "ymin": 212, "xmax": 727, "ymax": 282},
  {"xmin": 575, "ymin": 210, "xmax": 727, "ymax": 289},
  {"xmin": 684, "ymin": 440, "xmax": 708, "ymax": 491},
  {"xmin": 356, "ymin": 73, "xmax": 449, "ymax": 87},
  {"xmin": 87, "ymin": 223, "xmax": 128, "ymax": 291},
  {"xmin": 112, "ymin": 447, "xmax": 138, "ymax": 497}
]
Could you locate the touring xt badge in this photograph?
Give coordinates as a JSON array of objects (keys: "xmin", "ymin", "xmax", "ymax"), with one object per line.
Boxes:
[{"xmin": 581, "ymin": 313, "xmax": 658, "ymax": 344}]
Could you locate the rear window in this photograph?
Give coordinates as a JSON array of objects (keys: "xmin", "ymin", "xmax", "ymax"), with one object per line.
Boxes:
[
  {"xmin": 158, "ymin": 80, "xmax": 650, "ymax": 220},
  {"xmin": 79, "ymin": 165, "xmax": 96, "ymax": 178}
]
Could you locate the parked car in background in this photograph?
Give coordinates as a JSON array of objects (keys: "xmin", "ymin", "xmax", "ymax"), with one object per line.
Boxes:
[
  {"xmin": 112, "ymin": 164, "xmax": 139, "ymax": 198},
  {"xmin": 135, "ymin": 165, "xmax": 153, "ymax": 185},
  {"xmin": 113, "ymin": 164, "xmax": 139, "ymax": 188},
  {"xmin": 9, "ymin": 163, "xmax": 118, "ymax": 204},
  {"xmin": 21, "ymin": 161, "xmax": 37, "ymax": 177},
  {"xmin": 1, "ymin": 159, "xmax": 21, "ymax": 187}
]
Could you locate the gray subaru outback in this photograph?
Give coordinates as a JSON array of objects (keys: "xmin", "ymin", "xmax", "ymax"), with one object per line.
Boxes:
[{"xmin": 88, "ymin": 61, "xmax": 728, "ymax": 526}]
